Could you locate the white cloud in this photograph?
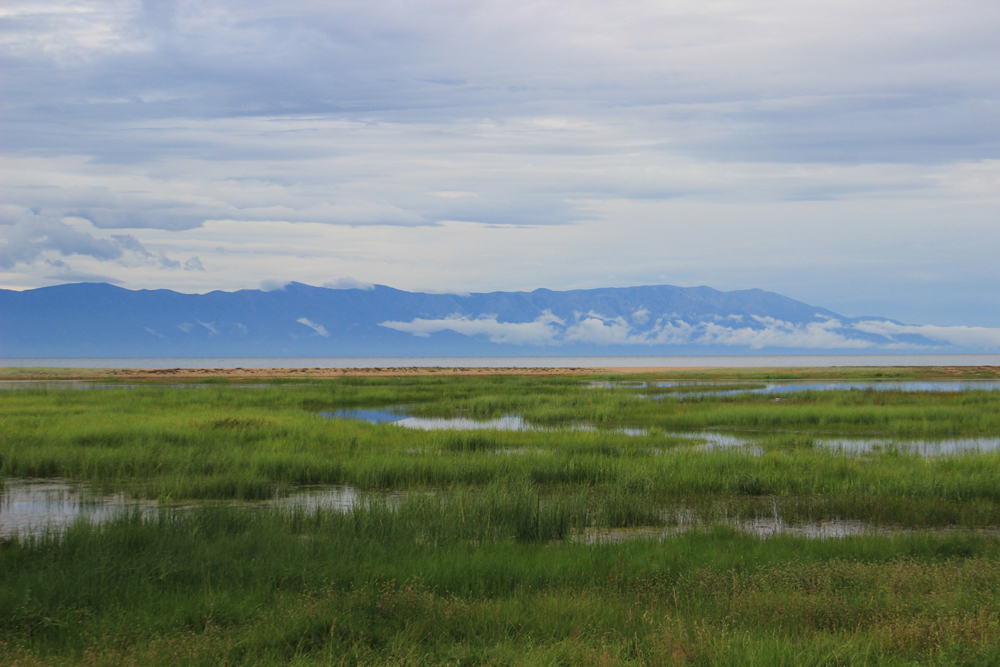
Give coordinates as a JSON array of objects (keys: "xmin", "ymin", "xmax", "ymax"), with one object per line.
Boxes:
[
  {"xmin": 564, "ymin": 313, "xmax": 640, "ymax": 345},
  {"xmin": 690, "ymin": 317, "xmax": 874, "ymax": 350},
  {"xmin": 260, "ymin": 279, "xmax": 290, "ymax": 292},
  {"xmin": 296, "ymin": 317, "xmax": 330, "ymax": 337},
  {"xmin": 381, "ymin": 311, "xmax": 884, "ymax": 349},
  {"xmin": 853, "ymin": 320, "xmax": 1000, "ymax": 349},
  {"xmin": 323, "ymin": 277, "xmax": 374, "ymax": 290},
  {"xmin": 380, "ymin": 312, "xmax": 564, "ymax": 345}
]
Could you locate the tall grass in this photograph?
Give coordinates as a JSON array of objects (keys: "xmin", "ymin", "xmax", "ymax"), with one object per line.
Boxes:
[
  {"xmin": 4, "ymin": 381, "xmax": 1000, "ymax": 527},
  {"xmin": 3, "ymin": 503, "xmax": 1000, "ymax": 665},
  {"xmin": 4, "ymin": 374, "xmax": 1000, "ymax": 664}
]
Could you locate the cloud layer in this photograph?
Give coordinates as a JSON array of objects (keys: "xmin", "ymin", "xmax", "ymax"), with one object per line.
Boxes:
[
  {"xmin": 381, "ymin": 313, "xmax": 1000, "ymax": 351},
  {"xmin": 2, "ymin": 0, "xmax": 999, "ymax": 327}
]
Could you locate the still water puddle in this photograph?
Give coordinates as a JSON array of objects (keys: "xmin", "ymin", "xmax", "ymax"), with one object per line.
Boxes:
[
  {"xmin": 658, "ymin": 430, "xmax": 1000, "ymax": 457},
  {"xmin": 322, "ymin": 408, "xmax": 649, "ymax": 436},
  {"xmin": 816, "ymin": 436, "xmax": 1000, "ymax": 456},
  {"xmin": 659, "ymin": 430, "xmax": 1000, "ymax": 457},
  {"xmin": 0, "ymin": 479, "xmax": 379, "ymax": 538},
  {"xmin": 576, "ymin": 519, "xmax": 999, "ymax": 544},
  {"xmin": 0, "ymin": 479, "xmax": 160, "ymax": 536},
  {"xmin": 593, "ymin": 379, "xmax": 1000, "ymax": 397},
  {"xmin": 325, "ymin": 408, "xmax": 999, "ymax": 457},
  {"xmin": 6, "ymin": 480, "xmax": 998, "ymax": 544}
]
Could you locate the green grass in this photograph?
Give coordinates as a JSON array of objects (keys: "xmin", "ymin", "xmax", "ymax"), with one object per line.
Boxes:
[
  {"xmin": 3, "ymin": 504, "xmax": 1000, "ymax": 665},
  {"xmin": 3, "ymin": 371, "xmax": 1000, "ymax": 664},
  {"xmin": 3, "ymin": 381, "xmax": 1000, "ymax": 526}
]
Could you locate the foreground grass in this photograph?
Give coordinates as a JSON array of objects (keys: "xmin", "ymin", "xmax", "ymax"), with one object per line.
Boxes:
[
  {"xmin": 3, "ymin": 502, "xmax": 1000, "ymax": 666},
  {"xmin": 3, "ymin": 372, "xmax": 1000, "ymax": 664}
]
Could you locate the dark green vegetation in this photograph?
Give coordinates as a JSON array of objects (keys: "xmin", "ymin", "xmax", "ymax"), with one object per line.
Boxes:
[{"xmin": 3, "ymin": 370, "xmax": 1000, "ymax": 665}]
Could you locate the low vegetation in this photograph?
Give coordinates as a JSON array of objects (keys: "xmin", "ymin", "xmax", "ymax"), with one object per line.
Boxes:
[{"xmin": 2, "ymin": 370, "xmax": 1000, "ymax": 664}]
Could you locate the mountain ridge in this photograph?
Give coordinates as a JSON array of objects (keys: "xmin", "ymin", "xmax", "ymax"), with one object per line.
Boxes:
[{"xmin": 1, "ymin": 282, "xmax": 991, "ymax": 357}]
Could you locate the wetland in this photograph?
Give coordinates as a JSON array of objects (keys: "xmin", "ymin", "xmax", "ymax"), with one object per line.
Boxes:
[{"xmin": 3, "ymin": 366, "xmax": 1000, "ymax": 665}]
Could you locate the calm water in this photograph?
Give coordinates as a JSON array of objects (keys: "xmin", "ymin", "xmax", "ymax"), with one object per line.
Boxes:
[
  {"xmin": 0, "ymin": 479, "xmax": 160, "ymax": 536},
  {"xmin": 578, "ymin": 520, "xmax": 1000, "ymax": 544},
  {"xmin": 325, "ymin": 406, "xmax": 1000, "ymax": 457},
  {"xmin": 590, "ymin": 379, "xmax": 1000, "ymax": 396},
  {"xmin": 5, "ymin": 479, "xmax": 994, "ymax": 542},
  {"xmin": 321, "ymin": 409, "xmax": 648, "ymax": 436},
  {"xmin": 0, "ymin": 479, "xmax": 385, "ymax": 537},
  {"xmin": 4, "ymin": 353, "xmax": 1000, "ymax": 369}
]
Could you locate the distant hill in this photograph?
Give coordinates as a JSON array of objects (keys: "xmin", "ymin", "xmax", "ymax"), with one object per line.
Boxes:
[{"xmin": 0, "ymin": 282, "xmax": 983, "ymax": 357}]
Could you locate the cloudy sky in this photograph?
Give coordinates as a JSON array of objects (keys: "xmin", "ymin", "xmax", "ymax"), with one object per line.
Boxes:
[{"xmin": 2, "ymin": 0, "xmax": 999, "ymax": 326}]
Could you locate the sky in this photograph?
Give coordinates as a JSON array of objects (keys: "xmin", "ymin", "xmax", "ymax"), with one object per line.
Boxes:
[{"xmin": 2, "ymin": 0, "xmax": 999, "ymax": 326}]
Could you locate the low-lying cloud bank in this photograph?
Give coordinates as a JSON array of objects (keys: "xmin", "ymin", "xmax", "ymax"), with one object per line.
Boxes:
[{"xmin": 380, "ymin": 313, "xmax": 1000, "ymax": 351}]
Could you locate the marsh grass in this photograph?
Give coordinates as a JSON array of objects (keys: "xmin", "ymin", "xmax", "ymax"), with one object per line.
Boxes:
[
  {"xmin": 4, "ymin": 373, "xmax": 1000, "ymax": 663},
  {"xmin": 3, "ymin": 504, "xmax": 1000, "ymax": 665},
  {"xmin": 4, "ymin": 381, "xmax": 1000, "ymax": 525}
]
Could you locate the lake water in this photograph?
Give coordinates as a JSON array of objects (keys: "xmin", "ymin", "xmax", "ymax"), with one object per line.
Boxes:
[{"xmin": 4, "ymin": 353, "xmax": 1000, "ymax": 369}]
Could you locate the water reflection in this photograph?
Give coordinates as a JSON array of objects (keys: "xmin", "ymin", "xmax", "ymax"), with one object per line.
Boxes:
[
  {"xmin": 274, "ymin": 485, "xmax": 404, "ymax": 512},
  {"xmin": 0, "ymin": 479, "xmax": 159, "ymax": 536},
  {"xmin": 819, "ymin": 436, "xmax": 1000, "ymax": 456},
  {"xmin": 324, "ymin": 407, "xmax": 1000, "ymax": 457},
  {"xmin": 322, "ymin": 408, "xmax": 411, "ymax": 424},
  {"xmin": 323, "ymin": 408, "xmax": 648, "ymax": 436},
  {"xmin": 576, "ymin": 519, "xmax": 997, "ymax": 544},
  {"xmin": 605, "ymin": 379, "xmax": 1000, "ymax": 398},
  {"xmin": 7, "ymin": 479, "xmax": 999, "ymax": 544},
  {"xmin": 659, "ymin": 431, "xmax": 1000, "ymax": 457},
  {"xmin": 703, "ymin": 380, "xmax": 1000, "ymax": 396},
  {"xmin": 0, "ymin": 479, "xmax": 374, "ymax": 537}
]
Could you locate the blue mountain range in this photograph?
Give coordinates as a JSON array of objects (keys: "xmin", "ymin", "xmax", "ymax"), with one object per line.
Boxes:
[{"xmin": 0, "ymin": 282, "xmax": 984, "ymax": 357}]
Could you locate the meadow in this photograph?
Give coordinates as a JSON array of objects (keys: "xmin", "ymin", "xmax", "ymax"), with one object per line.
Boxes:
[{"xmin": 2, "ymin": 368, "xmax": 1000, "ymax": 665}]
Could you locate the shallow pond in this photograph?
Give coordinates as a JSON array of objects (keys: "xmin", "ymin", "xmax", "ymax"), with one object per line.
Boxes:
[
  {"xmin": 322, "ymin": 408, "xmax": 649, "ymax": 436},
  {"xmin": 0, "ymin": 479, "xmax": 378, "ymax": 537},
  {"xmin": 325, "ymin": 407, "xmax": 1000, "ymax": 457},
  {"xmin": 6, "ymin": 479, "xmax": 999, "ymax": 543},
  {"xmin": 660, "ymin": 430, "xmax": 1000, "ymax": 457},
  {"xmin": 577, "ymin": 519, "xmax": 1000, "ymax": 544},
  {"xmin": 593, "ymin": 379, "xmax": 1000, "ymax": 397},
  {"xmin": 0, "ymin": 479, "xmax": 160, "ymax": 536}
]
